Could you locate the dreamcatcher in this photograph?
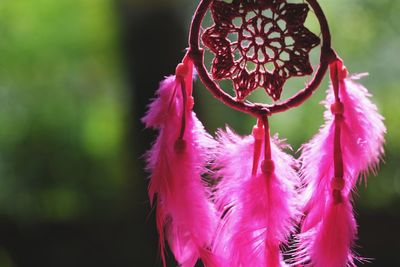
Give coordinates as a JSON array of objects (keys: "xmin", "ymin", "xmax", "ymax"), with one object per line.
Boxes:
[{"xmin": 142, "ymin": 0, "xmax": 386, "ymax": 266}]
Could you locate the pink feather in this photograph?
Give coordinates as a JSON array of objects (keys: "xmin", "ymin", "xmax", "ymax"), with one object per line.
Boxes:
[
  {"xmin": 310, "ymin": 195, "xmax": 357, "ymax": 267},
  {"xmin": 213, "ymin": 128, "xmax": 255, "ymax": 212},
  {"xmin": 301, "ymin": 72, "xmax": 385, "ymax": 203},
  {"xmin": 296, "ymin": 64, "xmax": 385, "ymax": 266},
  {"xmin": 142, "ymin": 67, "xmax": 218, "ymax": 266},
  {"xmin": 211, "ymin": 128, "xmax": 258, "ymax": 265},
  {"xmin": 333, "ymin": 73, "xmax": 386, "ymax": 180},
  {"xmin": 212, "ymin": 128, "xmax": 300, "ymax": 266},
  {"xmin": 296, "ymin": 170, "xmax": 357, "ymax": 267}
]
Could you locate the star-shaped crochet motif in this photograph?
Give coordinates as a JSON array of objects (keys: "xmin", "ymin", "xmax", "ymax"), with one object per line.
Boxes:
[{"xmin": 202, "ymin": 0, "xmax": 320, "ymax": 101}]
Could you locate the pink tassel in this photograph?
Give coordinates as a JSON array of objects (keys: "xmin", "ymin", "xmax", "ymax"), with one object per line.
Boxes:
[
  {"xmin": 213, "ymin": 119, "xmax": 300, "ymax": 267},
  {"xmin": 142, "ymin": 57, "xmax": 217, "ymax": 267},
  {"xmin": 296, "ymin": 59, "xmax": 385, "ymax": 266}
]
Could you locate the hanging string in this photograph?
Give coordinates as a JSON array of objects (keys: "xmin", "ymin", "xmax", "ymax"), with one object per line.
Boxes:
[
  {"xmin": 261, "ymin": 115, "xmax": 274, "ymax": 178},
  {"xmin": 252, "ymin": 118, "xmax": 264, "ymax": 176},
  {"xmin": 174, "ymin": 62, "xmax": 190, "ymax": 153},
  {"xmin": 330, "ymin": 60, "xmax": 346, "ymax": 204}
]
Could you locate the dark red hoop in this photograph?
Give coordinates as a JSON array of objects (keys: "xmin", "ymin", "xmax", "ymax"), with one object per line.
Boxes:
[{"xmin": 189, "ymin": 0, "xmax": 338, "ymax": 117}]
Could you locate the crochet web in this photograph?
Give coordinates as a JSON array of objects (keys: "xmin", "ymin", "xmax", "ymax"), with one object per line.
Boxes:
[{"xmin": 202, "ymin": 0, "xmax": 320, "ymax": 101}]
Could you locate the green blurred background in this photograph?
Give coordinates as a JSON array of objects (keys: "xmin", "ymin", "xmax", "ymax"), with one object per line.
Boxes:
[{"xmin": 0, "ymin": 0, "xmax": 398, "ymax": 266}]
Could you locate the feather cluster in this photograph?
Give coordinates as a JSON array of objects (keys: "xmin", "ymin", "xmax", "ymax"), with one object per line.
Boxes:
[
  {"xmin": 143, "ymin": 70, "xmax": 217, "ymax": 266},
  {"xmin": 212, "ymin": 128, "xmax": 301, "ymax": 267},
  {"xmin": 296, "ymin": 62, "xmax": 386, "ymax": 267},
  {"xmin": 143, "ymin": 56, "xmax": 385, "ymax": 267}
]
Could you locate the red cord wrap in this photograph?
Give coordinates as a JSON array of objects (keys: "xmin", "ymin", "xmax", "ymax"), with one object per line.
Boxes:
[
  {"xmin": 174, "ymin": 57, "xmax": 194, "ymax": 152},
  {"xmin": 329, "ymin": 59, "xmax": 347, "ymax": 204},
  {"xmin": 261, "ymin": 116, "xmax": 275, "ymax": 177},
  {"xmin": 252, "ymin": 118, "xmax": 265, "ymax": 176}
]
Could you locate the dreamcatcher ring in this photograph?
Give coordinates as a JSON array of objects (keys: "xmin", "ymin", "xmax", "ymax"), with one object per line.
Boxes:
[{"xmin": 189, "ymin": 0, "xmax": 337, "ymax": 117}]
